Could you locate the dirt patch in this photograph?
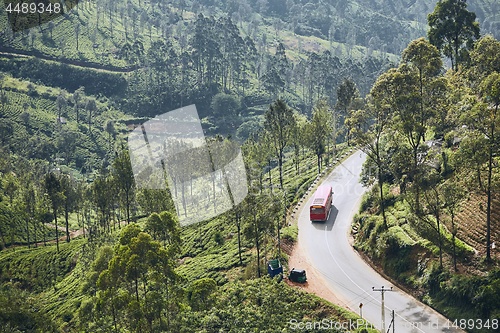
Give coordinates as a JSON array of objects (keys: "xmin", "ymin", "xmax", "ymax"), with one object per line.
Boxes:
[{"xmin": 287, "ymin": 240, "xmax": 351, "ymax": 310}]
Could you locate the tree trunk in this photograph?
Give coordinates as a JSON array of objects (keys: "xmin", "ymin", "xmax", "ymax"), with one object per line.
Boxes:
[
  {"xmin": 295, "ymin": 145, "xmax": 300, "ymax": 175},
  {"xmin": 43, "ymin": 221, "xmax": 46, "ymax": 246},
  {"xmin": 126, "ymin": 190, "xmax": 131, "ymax": 224},
  {"xmin": 112, "ymin": 302, "xmax": 118, "ymax": 333},
  {"xmin": 278, "ymin": 149, "xmax": 284, "ymax": 189},
  {"xmin": 413, "ymin": 146, "xmax": 420, "ymax": 213},
  {"xmin": 268, "ymin": 159, "xmax": 272, "ymax": 188},
  {"xmin": 26, "ymin": 217, "xmax": 30, "ymax": 249},
  {"xmin": 65, "ymin": 206, "xmax": 70, "ymax": 242},
  {"xmin": 375, "ymin": 138, "xmax": 387, "ymax": 228},
  {"xmin": 212, "ymin": 172, "xmax": 216, "ymax": 213},
  {"xmin": 32, "ymin": 218, "xmax": 37, "ymax": 248},
  {"xmin": 88, "ymin": 111, "xmax": 92, "ymax": 134},
  {"xmin": 486, "ymin": 142, "xmax": 493, "ymax": 262},
  {"xmin": 54, "ymin": 209, "xmax": 59, "ymax": 252},
  {"xmin": 254, "ymin": 210, "xmax": 261, "ymax": 278},
  {"xmin": 0, "ymin": 226, "xmax": 6, "ymax": 249},
  {"xmin": 486, "ymin": 104, "xmax": 496, "ymax": 262},
  {"xmin": 436, "ymin": 199, "xmax": 442, "ymax": 269},
  {"xmin": 135, "ymin": 278, "xmax": 140, "ymax": 303},
  {"xmin": 317, "ymin": 153, "xmax": 321, "ymax": 174},
  {"xmin": 181, "ymin": 181, "xmax": 187, "ymax": 217},
  {"xmin": 165, "ymin": 281, "xmax": 170, "ymax": 331},
  {"xmin": 451, "ymin": 214, "xmax": 457, "ymax": 272},
  {"xmin": 236, "ymin": 209, "xmax": 242, "ymax": 265},
  {"xmin": 378, "ymin": 168, "xmax": 387, "ymax": 228},
  {"xmin": 81, "ymin": 210, "xmax": 86, "ymax": 238}
]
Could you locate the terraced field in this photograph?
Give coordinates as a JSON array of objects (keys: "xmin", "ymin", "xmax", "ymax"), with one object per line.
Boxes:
[
  {"xmin": 0, "ymin": 0, "xmax": 162, "ymax": 67},
  {"xmin": 454, "ymin": 193, "xmax": 500, "ymax": 259}
]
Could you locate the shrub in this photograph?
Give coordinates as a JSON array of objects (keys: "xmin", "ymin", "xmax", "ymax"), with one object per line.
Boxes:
[
  {"xmin": 360, "ymin": 191, "xmax": 375, "ymax": 212},
  {"xmin": 424, "ymin": 262, "xmax": 448, "ymax": 296},
  {"xmin": 380, "ymin": 230, "xmax": 413, "ymax": 276},
  {"xmin": 214, "ymin": 232, "xmax": 224, "ymax": 245},
  {"xmin": 281, "ymin": 225, "xmax": 298, "ymax": 242},
  {"xmin": 210, "ymin": 93, "xmax": 241, "ymax": 117}
]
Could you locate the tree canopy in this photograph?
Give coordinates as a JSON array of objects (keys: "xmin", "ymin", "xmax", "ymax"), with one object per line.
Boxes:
[{"xmin": 428, "ymin": 0, "xmax": 480, "ymax": 71}]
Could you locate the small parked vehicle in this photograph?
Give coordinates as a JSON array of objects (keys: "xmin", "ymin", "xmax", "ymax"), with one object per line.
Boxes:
[
  {"xmin": 267, "ymin": 259, "xmax": 283, "ymax": 279},
  {"xmin": 288, "ymin": 268, "xmax": 307, "ymax": 283}
]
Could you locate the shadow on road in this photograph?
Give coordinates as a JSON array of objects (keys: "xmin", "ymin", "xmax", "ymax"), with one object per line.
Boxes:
[{"xmin": 311, "ymin": 205, "xmax": 338, "ymax": 231}]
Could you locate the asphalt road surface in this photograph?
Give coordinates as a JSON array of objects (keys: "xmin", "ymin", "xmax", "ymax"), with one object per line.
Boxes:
[{"xmin": 297, "ymin": 151, "xmax": 463, "ymax": 333}]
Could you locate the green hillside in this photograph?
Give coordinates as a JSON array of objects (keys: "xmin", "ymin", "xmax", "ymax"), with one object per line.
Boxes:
[
  {"xmin": 1, "ymin": 1, "xmax": 498, "ymax": 64},
  {"xmin": 0, "ymin": 0, "xmax": 496, "ymax": 121},
  {"xmin": 0, "ymin": 0, "xmax": 499, "ymax": 332}
]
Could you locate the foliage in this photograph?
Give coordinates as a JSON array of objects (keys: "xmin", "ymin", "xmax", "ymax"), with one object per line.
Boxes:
[
  {"xmin": 354, "ymin": 27, "xmax": 500, "ymax": 314},
  {"xmin": 468, "ymin": 35, "xmax": 500, "ymax": 82},
  {"xmin": 82, "ymin": 224, "xmax": 182, "ymax": 332},
  {"xmin": 264, "ymin": 99, "xmax": 296, "ymax": 188},
  {"xmin": 210, "ymin": 92, "xmax": 241, "ymax": 118},
  {"xmin": 0, "ymin": 285, "xmax": 58, "ymax": 332},
  {"xmin": 428, "ymin": 0, "xmax": 480, "ymax": 71},
  {"xmin": 0, "ymin": 77, "xmax": 128, "ymax": 174},
  {"xmin": 44, "ymin": 172, "xmax": 64, "ymax": 252},
  {"xmin": 179, "ymin": 277, "xmax": 375, "ymax": 333},
  {"xmin": 145, "ymin": 211, "xmax": 181, "ymax": 250},
  {"xmin": 380, "ymin": 226, "xmax": 415, "ymax": 276},
  {"xmin": 0, "ymin": 0, "xmax": 399, "ymax": 120},
  {"xmin": 307, "ymin": 99, "xmax": 333, "ymax": 174},
  {"xmin": 0, "ymin": 0, "xmax": 499, "ymax": 331},
  {"xmin": 0, "ymin": 58, "xmax": 127, "ymax": 98},
  {"xmin": 436, "ymin": 269, "xmax": 500, "ymax": 319},
  {"xmin": 112, "ymin": 149, "xmax": 135, "ymax": 224},
  {"xmin": 281, "ymin": 225, "xmax": 298, "ymax": 242},
  {"xmin": 0, "ymin": 239, "xmax": 84, "ymax": 291},
  {"xmin": 186, "ymin": 277, "xmax": 217, "ymax": 311}
]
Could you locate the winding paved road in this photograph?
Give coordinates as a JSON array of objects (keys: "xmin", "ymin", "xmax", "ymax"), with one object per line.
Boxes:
[{"xmin": 297, "ymin": 151, "xmax": 463, "ymax": 333}]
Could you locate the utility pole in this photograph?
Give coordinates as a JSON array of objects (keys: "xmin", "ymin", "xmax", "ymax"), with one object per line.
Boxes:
[{"xmin": 373, "ymin": 286, "xmax": 393, "ymax": 333}]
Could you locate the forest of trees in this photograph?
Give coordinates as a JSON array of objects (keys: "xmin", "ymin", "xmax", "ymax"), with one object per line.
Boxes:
[
  {"xmin": 347, "ymin": 1, "xmax": 500, "ymax": 320},
  {"xmin": 0, "ymin": 0, "xmax": 499, "ymax": 331},
  {"xmin": 0, "ymin": 0, "xmax": 397, "ymax": 121}
]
